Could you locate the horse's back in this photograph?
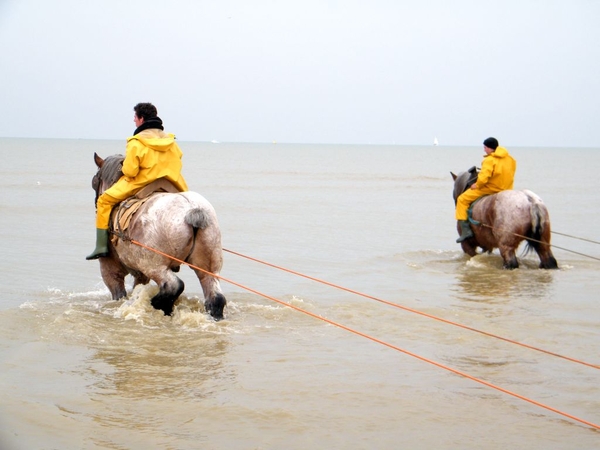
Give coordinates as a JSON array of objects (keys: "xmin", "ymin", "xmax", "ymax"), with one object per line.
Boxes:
[
  {"xmin": 143, "ymin": 191, "xmax": 216, "ymax": 219},
  {"xmin": 496, "ymin": 189, "xmax": 549, "ymax": 218},
  {"xmin": 473, "ymin": 189, "xmax": 550, "ymax": 236},
  {"xmin": 476, "ymin": 189, "xmax": 544, "ymax": 212},
  {"xmin": 129, "ymin": 190, "xmax": 219, "ymax": 243}
]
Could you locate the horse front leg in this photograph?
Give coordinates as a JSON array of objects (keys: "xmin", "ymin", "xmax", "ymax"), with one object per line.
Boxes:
[
  {"xmin": 460, "ymin": 240, "xmax": 478, "ymax": 257},
  {"xmin": 99, "ymin": 257, "xmax": 128, "ymax": 299}
]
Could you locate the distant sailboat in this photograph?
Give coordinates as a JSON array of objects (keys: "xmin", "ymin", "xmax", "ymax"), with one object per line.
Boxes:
[{"xmin": 433, "ymin": 137, "xmax": 439, "ymax": 146}]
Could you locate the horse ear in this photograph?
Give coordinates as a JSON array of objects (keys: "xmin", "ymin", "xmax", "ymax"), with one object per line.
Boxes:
[
  {"xmin": 451, "ymin": 171, "xmax": 457, "ymax": 181},
  {"xmin": 94, "ymin": 152, "xmax": 104, "ymax": 168}
]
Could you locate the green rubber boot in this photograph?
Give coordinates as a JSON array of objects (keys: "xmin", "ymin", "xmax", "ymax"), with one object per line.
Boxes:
[
  {"xmin": 456, "ymin": 220, "xmax": 474, "ymax": 243},
  {"xmin": 86, "ymin": 228, "xmax": 110, "ymax": 260}
]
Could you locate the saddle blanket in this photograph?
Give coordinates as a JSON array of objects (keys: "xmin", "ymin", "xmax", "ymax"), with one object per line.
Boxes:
[{"xmin": 110, "ymin": 178, "xmax": 180, "ymax": 243}]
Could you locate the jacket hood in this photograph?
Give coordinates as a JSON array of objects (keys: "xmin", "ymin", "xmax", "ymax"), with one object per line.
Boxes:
[
  {"xmin": 492, "ymin": 146, "xmax": 509, "ymax": 158},
  {"xmin": 127, "ymin": 129, "xmax": 176, "ymax": 152}
]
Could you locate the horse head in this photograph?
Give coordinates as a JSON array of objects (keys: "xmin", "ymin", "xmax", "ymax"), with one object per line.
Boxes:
[
  {"xmin": 91, "ymin": 153, "xmax": 124, "ymax": 205},
  {"xmin": 450, "ymin": 166, "xmax": 478, "ymax": 204}
]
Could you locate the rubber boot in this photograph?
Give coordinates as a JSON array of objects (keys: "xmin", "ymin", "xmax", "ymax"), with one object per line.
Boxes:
[
  {"xmin": 456, "ymin": 220, "xmax": 474, "ymax": 243},
  {"xmin": 86, "ymin": 228, "xmax": 110, "ymax": 260}
]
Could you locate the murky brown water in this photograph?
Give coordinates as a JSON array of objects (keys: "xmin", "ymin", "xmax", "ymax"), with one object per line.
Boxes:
[{"xmin": 1, "ymin": 139, "xmax": 598, "ymax": 449}]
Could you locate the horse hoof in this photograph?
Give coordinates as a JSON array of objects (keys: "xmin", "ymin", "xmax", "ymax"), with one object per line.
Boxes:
[
  {"xmin": 540, "ymin": 257, "xmax": 559, "ymax": 270},
  {"xmin": 151, "ymin": 298, "xmax": 174, "ymax": 316},
  {"xmin": 205, "ymin": 293, "xmax": 226, "ymax": 321}
]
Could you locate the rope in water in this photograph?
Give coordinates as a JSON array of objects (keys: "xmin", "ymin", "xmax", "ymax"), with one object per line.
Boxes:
[
  {"xmin": 127, "ymin": 238, "xmax": 599, "ymax": 430},
  {"xmin": 223, "ymin": 248, "xmax": 599, "ymax": 370},
  {"xmin": 476, "ymin": 224, "xmax": 600, "ymax": 262},
  {"xmin": 552, "ymin": 231, "xmax": 600, "ymax": 245}
]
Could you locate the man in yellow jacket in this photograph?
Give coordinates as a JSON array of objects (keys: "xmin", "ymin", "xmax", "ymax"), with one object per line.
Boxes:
[
  {"xmin": 86, "ymin": 103, "xmax": 189, "ymax": 260},
  {"xmin": 455, "ymin": 137, "xmax": 517, "ymax": 243}
]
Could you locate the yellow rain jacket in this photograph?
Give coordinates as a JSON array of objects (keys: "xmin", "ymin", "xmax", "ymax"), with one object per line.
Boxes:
[
  {"xmin": 455, "ymin": 146, "xmax": 516, "ymax": 220},
  {"xmin": 95, "ymin": 129, "xmax": 188, "ymax": 229}
]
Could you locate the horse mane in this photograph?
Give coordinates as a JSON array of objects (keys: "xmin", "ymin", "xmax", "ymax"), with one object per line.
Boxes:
[{"xmin": 100, "ymin": 154, "xmax": 125, "ymax": 188}]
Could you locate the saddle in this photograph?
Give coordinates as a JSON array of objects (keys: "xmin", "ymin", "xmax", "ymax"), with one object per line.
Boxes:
[{"xmin": 110, "ymin": 178, "xmax": 181, "ymax": 243}]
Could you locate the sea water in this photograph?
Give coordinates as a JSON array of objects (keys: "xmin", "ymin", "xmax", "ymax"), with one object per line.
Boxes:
[{"xmin": 0, "ymin": 138, "xmax": 598, "ymax": 449}]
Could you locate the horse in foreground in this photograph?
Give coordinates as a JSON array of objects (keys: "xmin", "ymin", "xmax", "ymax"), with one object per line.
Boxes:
[
  {"xmin": 90, "ymin": 153, "xmax": 226, "ymax": 319},
  {"xmin": 451, "ymin": 166, "xmax": 558, "ymax": 269}
]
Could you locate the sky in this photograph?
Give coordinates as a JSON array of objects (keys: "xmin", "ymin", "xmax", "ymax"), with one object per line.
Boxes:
[{"xmin": 0, "ymin": 0, "xmax": 599, "ymax": 147}]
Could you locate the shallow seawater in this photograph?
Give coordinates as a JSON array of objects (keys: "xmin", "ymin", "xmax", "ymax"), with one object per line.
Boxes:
[{"xmin": 0, "ymin": 139, "xmax": 599, "ymax": 449}]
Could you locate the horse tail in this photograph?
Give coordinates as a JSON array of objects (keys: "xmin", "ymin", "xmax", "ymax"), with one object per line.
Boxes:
[
  {"xmin": 185, "ymin": 208, "xmax": 211, "ymax": 231},
  {"xmin": 523, "ymin": 190, "xmax": 549, "ymax": 253}
]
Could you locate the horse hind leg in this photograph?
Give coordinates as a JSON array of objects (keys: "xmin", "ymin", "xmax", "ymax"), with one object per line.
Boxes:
[
  {"xmin": 499, "ymin": 246, "xmax": 519, "ymax": 270},
  {"xmin": 538, "ymin": 251, "xmax": 558, "ymax": 269},
  {"xmin": 200, "ymin": 276, "xmax": 226, "ymax": 321},
  {"xmin": 150, "ymin": 271, "xmax": 185, "ymax": 316},
  {"xmin": 188, "ymin": 250, "xmax": 226, "ymax": 320},
  {"xmin": 528, "ymin": 236, "xmax": 559, "ymax": 270},
  {"xmin": 210, "ymin": 292, "xmax": 226, "ymax": 319}
]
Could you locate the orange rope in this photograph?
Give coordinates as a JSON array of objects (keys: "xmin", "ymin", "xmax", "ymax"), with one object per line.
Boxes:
[
  {"xmin": 223, "ymin": 248, "xmax": 600, "ymax": 371},
  {"xmin": 479, "ymin": 224, "xmax": 600, "ymax": 262},
  {"xmin": 128, "ymin": 239, "xmax": 599, "ymax": 431},
  {"xmin": 552, "ymin": 230, "xmax": 600, "ymax": 245}
]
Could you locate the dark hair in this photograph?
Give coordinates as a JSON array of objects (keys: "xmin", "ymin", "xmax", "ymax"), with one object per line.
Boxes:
[
  {"xmin": 483, "ymin": 137, "xmax": 499, "ymax": 150},
  {"xmin": 133, "ymin": 103, "xmax": 158, "ymax": 121}
]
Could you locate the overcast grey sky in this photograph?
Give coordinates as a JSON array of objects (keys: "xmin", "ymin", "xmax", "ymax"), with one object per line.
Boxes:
[{"xmin": 0, "ymin": 1, "xmax": 598, "ymax": 146}]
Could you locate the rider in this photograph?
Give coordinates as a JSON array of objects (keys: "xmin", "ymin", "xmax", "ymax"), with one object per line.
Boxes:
[
  {"xmin": 455, "ymin": 137, "xmax": 517, "ymax": 243},
  {"xmin": 86, "ymin": 102, "xmax": 189, "ymax": 260}
]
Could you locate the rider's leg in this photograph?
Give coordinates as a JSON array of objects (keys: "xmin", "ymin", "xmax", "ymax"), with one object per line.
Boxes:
[
  {"xmin": 86, "ymin": 191, "xmax": 121, "ymax": 260},
  {"xmin": 455, "ymin": 189, "xmax": 482, "ymax": 243}
]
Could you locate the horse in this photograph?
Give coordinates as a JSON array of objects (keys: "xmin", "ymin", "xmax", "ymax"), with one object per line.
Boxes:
[
  {"xmin": 451, "ymin": 166, "xmax": 558, "ymax": 270},
  {"xmin": 90, "ymin": 153, "xmax": 227, "ymax": 319}
]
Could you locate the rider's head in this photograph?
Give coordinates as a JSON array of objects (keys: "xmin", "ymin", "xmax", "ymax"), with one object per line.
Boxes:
[
  {"xmin": 133, "ymin": 103, "xmax": 158, "ymax": 121},
  {"xmin": 483, "ymin": 137, "xmax": 499, "ymax": 151}
]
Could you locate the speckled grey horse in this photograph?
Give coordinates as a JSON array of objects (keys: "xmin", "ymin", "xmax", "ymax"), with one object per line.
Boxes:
[
  {"xmin": 90, "ymin": 153, "xmax": 226, "ymax": 319},
  {"xmin": 451, "ymin": 167, "xmax": 558, "ymax": 270}
]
